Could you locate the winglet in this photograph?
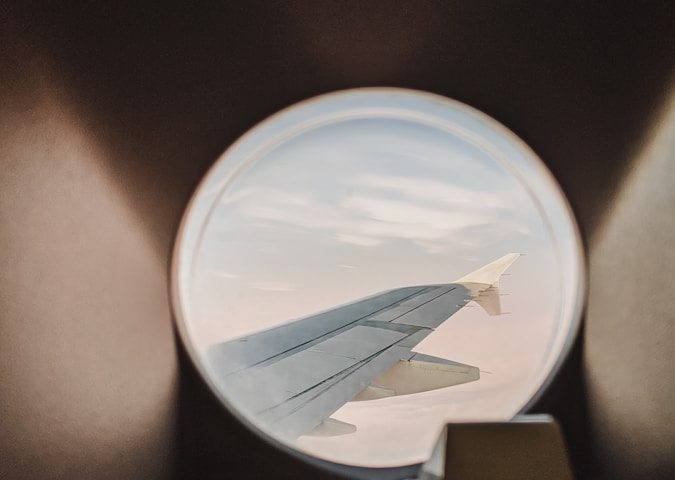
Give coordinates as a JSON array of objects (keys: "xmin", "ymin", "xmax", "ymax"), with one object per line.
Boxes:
[
  {"xmin": 456, "ymin": 254, "xmax": 520, "ymax": 316},
  {"xmin": 456, "ymin": 253, "xmax": 520, "ymax": 286}
]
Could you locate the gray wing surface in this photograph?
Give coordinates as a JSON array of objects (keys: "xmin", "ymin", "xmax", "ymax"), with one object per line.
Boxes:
[{"xmin": 208, "ymin": 283, "xmax": 475, "ymax": 440}]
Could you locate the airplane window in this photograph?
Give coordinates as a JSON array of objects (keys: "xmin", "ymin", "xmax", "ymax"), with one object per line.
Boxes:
[{"xmin": 171, "ymin": 88, "xmax": 584, "ymax": 471}]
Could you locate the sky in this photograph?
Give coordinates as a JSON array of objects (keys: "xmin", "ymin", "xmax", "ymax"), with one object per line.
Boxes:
[{"xmin": 179, "ymin": 103, "xmax": 576, "ymax": 467}]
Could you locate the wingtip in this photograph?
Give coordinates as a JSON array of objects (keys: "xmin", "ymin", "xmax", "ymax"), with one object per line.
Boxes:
[{"xmin": 456, "ymin": 253, "xmax": 520, "ymax": 285}]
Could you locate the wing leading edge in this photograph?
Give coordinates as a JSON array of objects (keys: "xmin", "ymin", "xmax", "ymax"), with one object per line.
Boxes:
[{"xmin": 208, "ymin": 254, "xmax": 519, "ymax": 440}]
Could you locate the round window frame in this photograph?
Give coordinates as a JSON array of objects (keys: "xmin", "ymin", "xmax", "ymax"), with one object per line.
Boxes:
[{"xmin": 170, "ymin": 88, "xmax": 586, "ymax": 480}]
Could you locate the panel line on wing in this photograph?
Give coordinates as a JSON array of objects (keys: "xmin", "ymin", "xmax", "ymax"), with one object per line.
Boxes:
[
  {"xmin": 227, "ymin": 286, "xmax": 435, "ymax": 375},
  {"xmin": 307, "ymin": 349, "xmax": 357, "ymax": 360},
  {"xmin": 382, "ymin": 286, "xmax": 457, "ymax": 323},
  {"xmin": 392, "ymin": 286, "xmax": 473, "ymax": 328},
  {"xmin": 259, "ymin": 330, "xmax": 420, "ymax": 416}
]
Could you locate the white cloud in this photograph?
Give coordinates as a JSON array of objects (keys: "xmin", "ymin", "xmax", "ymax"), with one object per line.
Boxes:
[
  {"xmin": 235, "ymin": 181, "xmax": 532, "ymax": 255},
  {"xmin": 222, "ymin": 186, "xmax": 313, "ymax": 207},
  {"xmin": 343, "ymin": 194, "xmax": 491, "ymax": 230},
  {"xmin": 356, "ymin": 174, "xmax": 508, "ymax": 208}
]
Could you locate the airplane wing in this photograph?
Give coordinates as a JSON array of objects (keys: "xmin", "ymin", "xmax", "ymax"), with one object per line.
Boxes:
[{"xmin": 208, "ymin": 253, "xmax": 519, "ymax": 440}]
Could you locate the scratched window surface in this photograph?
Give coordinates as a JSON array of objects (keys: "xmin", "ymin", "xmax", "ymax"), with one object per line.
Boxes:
[{"xmin": 173, "ymin": 89, "xmax": 584, "ymax": 467}]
